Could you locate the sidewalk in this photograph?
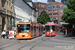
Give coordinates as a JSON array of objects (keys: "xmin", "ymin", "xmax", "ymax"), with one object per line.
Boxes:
[{"xmin": 55, "ymin": 32, "xmax": 75, "ymax": 41}]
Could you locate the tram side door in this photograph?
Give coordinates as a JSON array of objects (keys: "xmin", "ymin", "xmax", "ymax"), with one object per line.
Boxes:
[
  {"xmin": 31, "ymin": 25, "xmax": 34, "ymax": 38},
  {"xmin": 36, "ymin": 26, "xmax": 38, "ymax": 37}
]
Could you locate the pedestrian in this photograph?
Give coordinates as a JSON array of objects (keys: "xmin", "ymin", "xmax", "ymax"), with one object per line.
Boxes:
[
  {"xmin": 6, "ymin": 28, "xmax": 9, "ymax": 39},
  {"xmin": 14, "ymin": 30, "xmax": 16, "ymax": 39},
  {"xmin": 50, "ymin": 28, "xmax": 53, "ymax": 36},
  {"xmin": 1, "ymin": 30, "xmax": 6, "ymax": 38},
  {"xmin": 65, "ymin": 29, "xmax": 67, "ymax": 35},
  {"xmin": 63, "ymin": 28, "xmax": 65, "ymax": 35}
]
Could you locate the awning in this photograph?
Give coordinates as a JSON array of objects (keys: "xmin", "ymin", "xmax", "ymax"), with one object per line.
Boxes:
[{"xmin": 60, "ymin": 22, "xmax": 69, "ymax": 25}]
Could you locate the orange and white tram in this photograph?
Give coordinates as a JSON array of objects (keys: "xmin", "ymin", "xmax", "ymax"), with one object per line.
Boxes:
[{"xmin": 16, "ymin": 22, "xmax": 43, "ymax": 39}]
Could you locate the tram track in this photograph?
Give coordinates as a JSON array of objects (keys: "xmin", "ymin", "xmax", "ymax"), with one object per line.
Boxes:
[
  {"xmin": 29, "ymin": 36, "xmax": 75, "ymax": 50},
  {"xmin": 0, "ymin": 39, "xmax": 16, "ymax": 46},
  {"xmin": 18, "ymin": 36, "xmax": 45, "ymax": 50},
  {"xmin": 0, "ymin": 37, "xmax": 44, "ymax": 50},
  {"xmin": 0, "ymin": 40, "xmax": 17, "ymax": 50},
  {"xmin": 29, "ymin": 36, "xmax": 49, "ymax": 50},
  {"xmin": 0, "ymin": 39, "xmax": 26, "ymax": 50},
  {"xmin": 0, "ymin": 35, "xmax": 51, "ymax": 50},
  {"xmin": 29, "ymin": 40, "xmax": 43, "ymax": 50},
  {"xmin": 26, "ymin": 36, "xmax": 50, "ymax": 50}
]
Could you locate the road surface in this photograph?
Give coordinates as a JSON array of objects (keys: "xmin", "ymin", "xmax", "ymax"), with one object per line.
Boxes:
[{"xmin": 0, "ymin": 34, "xmax": 75, "ymax": 50}]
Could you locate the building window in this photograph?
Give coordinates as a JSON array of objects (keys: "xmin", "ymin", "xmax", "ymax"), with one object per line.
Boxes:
[
  {"xmin": 53, "ymin": 17, "xmax": 58, "ymax": 20},
  {"xmin": 53, "ymin": 13, "xmax": 58, "ymax": 16},
  {"xmin": 59, "ymin": 5, "xmax": 63, "ymax": 8},
  {"xmin": 53, "ymin": 8, "xmax": 58, "ymax": 12},
  {"xmin": 55, "ymin": 5, "xmax": 57, "ymax": 8},
  {"xmin": 12, "ymin": 18, "xmax": 15, "ymax": 27},
  {"xmin": 1, "ymin": 0, "xmax": 6, "ymax": 7},
  {"xmin": 41, "ymin": 4, "xmax": 45, "ymax": 7},
  {"xmin": 50, "ymin": 17, "xmax": 52, "ymax": 20},
  {"xmin": 60, "ymin": 8, "xmax": 63, "ymax": 12},
  {"xmin": 48, "ymin": 8, "xmax": 52, "ymax": 12},
  {"xmin": 10, "ymin": 17, "xmax": 12, "ymax": 27},
  {"xmin": 53, "ymin": 17, "xmax": 58, "ymax": 24},
  {"xmin": 41, "ymin": 9, "xmax": 43, "ymax": 11},
  {"xmin": 60, "ymin": 13, "xmax": 63, "ymax": 16},
  {"xmin": 39, "ymin": 9, "xmax": 40, "ymax": 11},
  {"xmin": 47, "ymin": 4, "xmax": 54, "ymax": 8},
  {"xmin": 38, "ymin": 4, "xmax": 40, "ymax": 7},
  {"xmin": 48, "ymin": 14, "xmax": 52, "ymax": 16}
]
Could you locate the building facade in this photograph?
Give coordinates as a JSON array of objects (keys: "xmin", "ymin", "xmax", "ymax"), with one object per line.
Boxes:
[
  {"xmin": 34, "ymin": 2, "xmax": 47, "ymax": 17},
  {"xmin": 14, "ymin": 0, "xmax": 37, "ymax": 24},
  {"xmin": 0, "ymin": 0, "xmax": 14, "ymax": 33},
  {"xmin": 47, "ymin": 2, "xmax": 63, "ymax": 26},
  {"xmin": 25, "ymin": 0, "xmax": 38, "ymax": 22}
]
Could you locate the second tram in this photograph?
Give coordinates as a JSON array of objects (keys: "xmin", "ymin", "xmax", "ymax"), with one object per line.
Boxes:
[{"xmin": 45, "ymin": 22, "xmax": 59, "ymax": 36}]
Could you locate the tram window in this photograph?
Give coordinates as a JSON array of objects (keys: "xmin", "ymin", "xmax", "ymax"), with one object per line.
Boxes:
[
  {"xmin": 46, "ymin": 26, "xmax": 55, "ymax": 31},
  {"xmin": 17, "ymin": 24, "xmax": 30, "ymax": 33},
  {"xmin": 52, "ymin": 26, "xmax": 55, "ymax": 31},
  {"xmin": 42, "ymin": 27, "xmax": 43, "ymax": 31},
  {"xmin": 39, "ymin": 27, "xmax": 40, "ymax": 31},
  {"xmin": 34, "ymin": 26, "xmax": 36, "ymax": 32},
  {"xmin": 46, "ymin": 26, "xmax": 50, "ymax": 31}
]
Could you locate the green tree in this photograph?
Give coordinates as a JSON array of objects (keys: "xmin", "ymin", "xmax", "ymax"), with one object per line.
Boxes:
[
  {"xmin": 61, "ymin": 0, "xmax": 75, "ymax": 25},
  {"xmin": 37, "ymin": 10, "xmax": 51, "ymax": 24}
]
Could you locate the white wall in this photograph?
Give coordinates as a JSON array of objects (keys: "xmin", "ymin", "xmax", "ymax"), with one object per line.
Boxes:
[{"xmin": 14, "ymin": 0, "xmax": 37, "ymax": 24}]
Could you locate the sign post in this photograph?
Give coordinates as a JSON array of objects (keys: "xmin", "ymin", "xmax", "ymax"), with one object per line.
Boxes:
[{"xmin": 9, "ymin": 31, "xmax": 14, "ymax": 39}]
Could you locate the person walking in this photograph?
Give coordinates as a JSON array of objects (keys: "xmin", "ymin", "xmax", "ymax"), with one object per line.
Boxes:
[
  {"xmin": 14, "ymin": 30, "xmax": 16, "ymax": 39},
  {"xmin": 50, "ymin": 28, "xmax": 53, "ymax": 36},
  {"xmin": 65, "ymin": 29, "xmax": 67, "ymax": 35},
  {"xmin": 1, "ymin": 30, "xmax": 6, "ymax": 38},
  {"xmin": 6, "ymin": 28, "xmax": 9, "ymax": 39},
  {"xmin": 63, "ymin": 28, "xmax": 65, "ymax": 35}
]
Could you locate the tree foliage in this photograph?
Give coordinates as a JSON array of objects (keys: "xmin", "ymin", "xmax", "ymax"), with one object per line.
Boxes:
[
  {"xmin": 37, "ymin": 10, "xmax": 51, "ymax": 24},
  {"xmin": 61, "ymin": 0, "xmax": 75, "ymax": 25}
]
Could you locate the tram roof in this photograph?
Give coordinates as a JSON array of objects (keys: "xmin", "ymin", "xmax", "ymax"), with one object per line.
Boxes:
[
  {"xmin": 45, "ymin": 24, "xmax": 55, "ymax": 25},
  {"xmin": 45, "ymin": 22, "xmax": 58, "ymax": 26}
]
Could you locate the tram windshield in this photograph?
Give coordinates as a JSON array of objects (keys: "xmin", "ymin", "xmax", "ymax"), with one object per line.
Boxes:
[
  {"xmin": 46, "ymin": 25, "xmax": 55, "ymax": 31},
  {"xmin": 17, "ymin": 24, "xmax": 30, "ymax": 33}
]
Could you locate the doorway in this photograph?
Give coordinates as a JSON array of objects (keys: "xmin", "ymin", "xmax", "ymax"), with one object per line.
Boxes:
[{"xmin": 2, "ymin": 17, "xmax": 5, "ymax": 31}]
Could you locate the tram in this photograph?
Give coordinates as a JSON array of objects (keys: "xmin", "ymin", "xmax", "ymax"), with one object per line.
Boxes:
[
  {"xmin": 16, "ymin": 22, "xmax": 43, "ymax": 39},
  {"xmin": 45, "ymin": 22, "xmax": 59, "ymax": 36}
]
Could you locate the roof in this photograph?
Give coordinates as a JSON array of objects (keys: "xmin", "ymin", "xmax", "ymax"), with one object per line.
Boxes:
[
  {"xmin": 45, "ymin": 24, "xmax": 56, "ymax": 26},
  {"xmin": 60, "ymin": 22, "xmax": 69, "ymax": 25},
  {"xmin": 23, "ymin": 0, "xmax": 37, "ymax": 11},
  {"xmin": 45, "ymin": 22, "xmax": 55, "ymax": 25},
  {"xmin": 48, "ymin": 2, "xmax": 63, "ymax": 5},
  {"xmin": 47, "ymin": 2, "xmax": 63, "ymax": 8},
  {"xmin": 33, "ymin": 2, "xmax": 47, "ymax": 5}
]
